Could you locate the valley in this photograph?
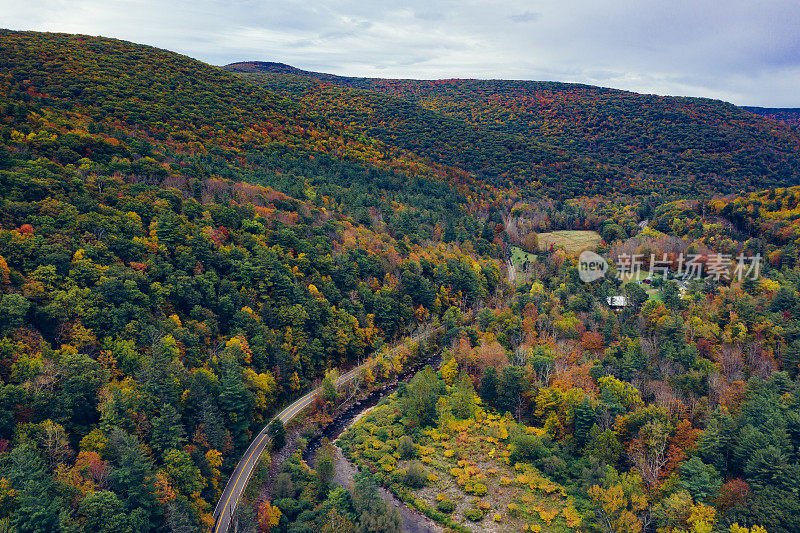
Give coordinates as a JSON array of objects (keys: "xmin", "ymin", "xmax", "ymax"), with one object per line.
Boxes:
[{"xmin": 0, "ymin": 28, "xmax": 796, "ymax": 533}]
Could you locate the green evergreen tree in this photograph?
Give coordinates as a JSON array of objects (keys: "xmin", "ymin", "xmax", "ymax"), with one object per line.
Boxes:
[
  {"xmin": 451, "ymin": 371, "xmax": 476, "ymax": 419},
  {"xmin": 679, "ymin": 456, "xmax": 721, "ymax": 502},
  {"xmin": 497, "ymin": 366, "xmax": 524, "ymax": 418},
  {"xmin": 8, "ymin": 444, "xmax": 63, "ymax": 533},
  {"xmin": 268, "ymin": 418, "xmax": 286, "ymax": 450},
  {"xmin": 400, "ymin": 366, "xmax": 442, "ymax": 427},
  {"xmin": 478, "ymin": 367, "xmax": 498, "ymax": 405},
  {"xmin": 151, "ymin": 404, "xmax": 186, "ymax": 455},
  {"xmin": 315, "ymin": 438, "xmax": 336, "ymax": 497},
  {"xmin": 218, "ymin": 351, "xmax": 254, "ymax": 449},
  {"xmin": 107, "ymin": 429, "xmax": 160, "ymax": 527},
  {"xmin": 574, "ymin": 398, "xmax": 596, "ymax": 446}
]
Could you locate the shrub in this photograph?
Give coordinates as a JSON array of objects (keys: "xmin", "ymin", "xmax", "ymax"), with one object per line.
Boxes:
[
  {"xmin": 403, "ymin": 461, "xmax": 428, "ymax": 489},
  {"xmin": 510, "ymin": 433, "xmax": 551, "ymax": 464},
  {"xmin": 437, "ymin": 499, "xmax": 456, "ymax": 513},
  {"xmin": 463, "ymin": 508, "xmax": 484, "ymax": 521}
]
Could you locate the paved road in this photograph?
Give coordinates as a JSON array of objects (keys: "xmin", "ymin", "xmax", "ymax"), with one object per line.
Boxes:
[{"xmin": 211, "ymin": 326, "xmax": 437, "ymax": 533}]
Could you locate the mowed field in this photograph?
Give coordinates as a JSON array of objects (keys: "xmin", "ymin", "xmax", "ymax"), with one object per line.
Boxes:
[{"xmin": 537, "ymin": 230, "xmax": 602, "ymax": 253}]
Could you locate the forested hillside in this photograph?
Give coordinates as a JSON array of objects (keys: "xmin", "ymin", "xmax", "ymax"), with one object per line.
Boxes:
[
  {"xmin": 227, "ymin": 62, "xmax": 800, "ymax": 198},
  {"xmin": 744, "ymin": 107, "xmax": 800, "ymax": 127},
  {"xmin": 0, "ymin": 31, "xmax": 482, "ymax": 239},
  {"xmin": 0, "ymin": 30, "xmax": 502, "ymax": 531}
]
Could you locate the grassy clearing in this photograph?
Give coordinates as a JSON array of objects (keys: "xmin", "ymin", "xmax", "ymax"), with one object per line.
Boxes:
[
  {"xmin": 537, "ymin": 231, "xmax": 602, "ymax": 254},
  {"xmin": 647, "ymin": 289, "xmax": 663, "ymax": 302},
  {"xmin": 338, "ymin": 398, "xmax": 581, "ymax": 532},
  {"xmin": 619, "ymin": 270, "xmax": 649, "ymax": 285},
  {"xmin": 511, "ymin": 246, "xmax": 537, "ymax": 271}
]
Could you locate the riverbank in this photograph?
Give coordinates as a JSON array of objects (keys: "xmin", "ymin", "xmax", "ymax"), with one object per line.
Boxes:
[
  {"xmin": 329, "ymin": 445, "xmax": 444, "ymax": 533},
  {"xmin": 300, "ymin": 349, "xmax": 446, "ymax": 532},
  {"xmin": 235, "ymin": 336, "xmax": 444, "ymax": 532},
  {"xmin": 301, "ymin": 351, "xmax": 447, "ymax": 533}
]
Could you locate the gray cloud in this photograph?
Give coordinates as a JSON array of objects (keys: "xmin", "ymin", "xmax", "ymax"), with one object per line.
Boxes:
[{"xmin": 2, "ymin": 0, "xmax": 799, "ymax": 106}]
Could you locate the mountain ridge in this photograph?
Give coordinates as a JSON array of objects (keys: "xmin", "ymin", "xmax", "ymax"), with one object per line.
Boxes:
[{"xmin": 225, "ymin": 60, "xmax": 800, "ymax": 198}]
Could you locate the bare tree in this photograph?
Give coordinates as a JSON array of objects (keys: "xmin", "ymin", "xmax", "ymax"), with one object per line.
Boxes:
[
  {"xmin": 629, "ymin": 421, "xmax": 668, "ymax": 489},
  {"xmin": 41, "ymin": 420, "xmax": 72, "ymax": 467}
]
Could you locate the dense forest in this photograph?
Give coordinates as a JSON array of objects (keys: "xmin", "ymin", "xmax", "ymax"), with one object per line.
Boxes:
[
  {"xmin": 0, "ymin": 29, "xmax": 799, "ymax": 533},
  {"xmin": 226, "ymin": 62, "xmax": 800, "ymax": 199},
  {"xmin": 743, "ymin": 108, "xmax": 800, "ymax": 128}
]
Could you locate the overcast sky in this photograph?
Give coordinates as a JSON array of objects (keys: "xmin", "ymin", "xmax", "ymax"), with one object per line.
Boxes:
[{"xmin": 3, "ymin": 0, "xmax": 799, "ymax": 106}]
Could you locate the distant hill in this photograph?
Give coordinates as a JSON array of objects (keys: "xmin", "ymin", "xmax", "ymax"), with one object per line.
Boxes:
[
  {"xmin": 225, "ymin": 61, "xmax": 344, "ymax": 80},
  {"xmin": 0, "ymin": 31, "xmax": 475, "ymax": 234},
  {"xmin": 226, "ymin": 62, "xmax": 800, "ymax": 198},
  {"xmin": 743, "ymin": 106, "xmax": 800, "ymax": 127}
]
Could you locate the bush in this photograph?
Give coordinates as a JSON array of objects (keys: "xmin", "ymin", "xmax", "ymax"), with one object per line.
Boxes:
[
  {"xmin": 437, "ymin": 499, "xmax": 456, "ymax": 513},
  {"xmin": 268, "ymin": 418, "xmax": 286, "ymax": 450},
  {"xmin": 398, "ymin": 435, "xmax": 416, "ymax": 459},
  {"xmin": 403, "ymin": 461, "xmax": 428, "ymax": 489},
  {"xmin": 463, "ymin": 508, "xmax": 484, "ymax": 521},
  {"xmin": 509, "ymin": 433, "xmax": 551, "ymax": 464}
]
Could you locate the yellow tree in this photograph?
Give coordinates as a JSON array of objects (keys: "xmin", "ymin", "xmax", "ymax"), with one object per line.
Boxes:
[{"xmin": 589, "ymin": 471, "xmax": 648, "ymax": 533}]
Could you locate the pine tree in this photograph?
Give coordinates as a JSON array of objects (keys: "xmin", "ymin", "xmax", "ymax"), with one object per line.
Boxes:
[
  {"xmin": 108, "ymin": 429, "xmax": 159, "ymax": 527},
  {"xmin": 574, "ymin": 398, "xmax": 596, "ymax": 446},
  {"xmin": 497, "ymin": 366, "xmax": 524, "ymax": 418},
  {"xmin": 479, "ymin": 367, "xmax": 498, "ymax": 406},
  {"xmin": 151, "ymin": 404, "xmax": 186, "ymax": 455},
  {"xmin": 451, "ymin": 371, "xmax": 476, "ymax": 419},
  {"xmin": 315, "ymin": 439, "xmax": 335, "ymax": 497},
  {"xmin": 219, "ymin": 351, "xmax": 254, "ymax": 449},
  {"xmin": 679, "ymin": 456, "xmax": 721, "ymax": 502},
  {"xmin": 8, "ymin": 444, "xmax": 63, "ymax": 532}
]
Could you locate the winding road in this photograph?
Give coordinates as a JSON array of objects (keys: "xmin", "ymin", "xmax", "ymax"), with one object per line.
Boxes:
[{"xmin": 211, "ymin": 325, "xmax": 438, "ymax": 533}]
